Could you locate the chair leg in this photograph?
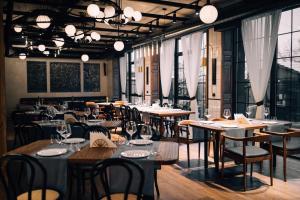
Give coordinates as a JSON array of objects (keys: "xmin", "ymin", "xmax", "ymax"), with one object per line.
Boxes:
[
  {"xmin": 250, "ymin": 163, "xmax": 253, "ymax": 178},
  {"xmin": 243, "ymin": 162, "xmax": 247, "ymax": 191},
  {"xmin": 208, "ymin": 140, "xmax": 211, "ymax": 156},
  {"xmin": 283, "ymin": 152, "xmax": 287, "ymax": 182},
  {"xmin": 154, "ymin": 169, "xmax": 160, "ymax": 196},
  {"xmin": 270, "ymin": 157, "xmax": 273, "ymax": 186},
  {"xmin": 198, "ymin": 142, "xmax": 201, "ymax": 159},
  {"xmin": 221, "ymin": 152, "xmax": 225, "ymax": 179},
  {"xmin": 259, "ymin": 161, "xmax": 263, "ymax": 173},
  {"xmin": 187, "ymin": 143, "xmax": 190, "ymax": 168}
]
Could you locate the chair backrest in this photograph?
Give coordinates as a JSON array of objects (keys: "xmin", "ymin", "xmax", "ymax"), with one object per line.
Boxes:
[
  {"xmin": 91, "ymin": 158, "xmax": 145, "ymax": 200},
  {"xmin": 131, "ymin": 108, "xmax": 142, "ymax": 123},
  {"xmin": 11, "ymin": 111, "xmax": 28, "ymax": 125},
  {"xmin": 88, "ymin": 125, "xmax": 111, "ymax": 139},
  {"xmin": 17, "ymin": 123, "xmax": 44, "ymax": 146},
  {"xmin": 0, "ymin": 154, "xmax": 48, "ymax": 200},
  {"xmin": 70, "ymin": 122, "xmax": 89, "ymax": 138},
  {"xmin": 39, "ymin": 111, "xmax": 51, "ymax": 121}
]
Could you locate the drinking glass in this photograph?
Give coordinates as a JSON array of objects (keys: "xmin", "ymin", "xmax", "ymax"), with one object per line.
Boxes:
[
  {"xmin": 204, "ymin": 108, "xmax": 211, "ymax": 120},
  {"xmin": 223, "ymin": 108, "xmax": 231, "ymax": 120},
  {"xmin": 126, "ymin": 121, "xmax": 137, "ymax": 141},
  {"xmin": 141, "ymin": 124, "xmax": 152, "ymax": 140},
  {"xmin": 55, "ymin": 135, "xmax": 62, "ymax": 145},
  {"xmin": 56, "ymin": 122, "xmax": 67, "ymax": 136},
  {"xmin": 264, "ymin": 107, "xmax": 270, "ymax": 120},
  {"xmin": 61, "ymin": 124, "xmax": 73, "ymax": 151},
  {"xmin": 245, "ymin": 106, "xmax": 252, "ymax": 118},
  {"xmin": 85, "ymin": 108, "xmax": 91, "ymax": 116}
]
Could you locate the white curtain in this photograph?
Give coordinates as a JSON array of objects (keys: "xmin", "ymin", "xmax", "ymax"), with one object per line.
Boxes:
[
  {"xmin": 241, "ymin": 10, "xmax": 281, "ymax": 119},
  {"xmin": 160, "ymin": 39, "xmax": 175, "ymax": 103},
  {"xmin": 134, "ymin": 48, "xmax": 144, "ymax": 102},
  {"xmin": 119, "ymin": 55, "xmax": 127, "ymax": 101},
  {"xmin": 182, "ymin": 31, "xmax": 203, "ymax": 119}
]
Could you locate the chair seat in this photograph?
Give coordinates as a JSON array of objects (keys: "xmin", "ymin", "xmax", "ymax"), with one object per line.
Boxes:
[
  {"xmin": 226, "ymin": 146, "xmax": 270, "ymax": 157},
  {"xmin": 101, "ymin": 193, "xmax": 137, "ymax": 200},
  {"xmin": 17, "ymin": 189, "xmax": 59, "ymax": 200},
  {"xmin": 272, "ymin": 141, "xmax": 300, "ymax": 150}
]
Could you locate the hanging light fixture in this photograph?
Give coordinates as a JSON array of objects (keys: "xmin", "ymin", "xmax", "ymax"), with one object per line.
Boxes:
[
  {"xmin": 133, "ymin": 11, "xmax": 142, "ymax": 22},
  {"xmin": 65, "ymin": 25, "xmax": 76, "ymax": 36},
  {"xmin": 81, "ymin": 54, "xmax": 89, "ymax": 62},
  {"xmin": 36, "ymin": 15, "xmax": 51, "ymax": 29},
  {"xmin": 114, "ymin": 41, "xmax": 124, "ymax": 51},
  {"xmin": 87, "ymin": 4, "xmax": 100, "ymax": 17},
  {"xmin": 85, "ymin": 36, "xmax": 92, "ymax": 43},
  {"xmin": 90, "ymin": 32, "xmax": 101, "ymax": 41},
  {"xmin": 199, "ymin": 0, "xmax": 218, "ymax": 24},
  {"xmin": 74, "ymin": 30, "xmax": 84, "ymax": 42},
  {"xmin": 53, "ymin": 38, "xmax": 64, "ymax": 47},
  {"xmin": 104, "ymin": 6, "xmax": 115, "ymax": 18},
  {"xmin": 19, "ymin": 53, "xmax": 26, "ymax": 60},
  {"xmin": 172, "ymin": 12, "xmax": 177, "ymax": 23},
  {"xmin": 38, "ymin": 44, "xmax": 46, "ymax": 52},
  {"xmin": 96, "ymin": 11, "xmax": 105, "ymax": 21},
  {"xmin": 123, "ymin": 7, "xmax": 134, "ymax": 18},
  {"xmin": 14, "ymin": 25, "xmax": 22, "ymax": 33}
]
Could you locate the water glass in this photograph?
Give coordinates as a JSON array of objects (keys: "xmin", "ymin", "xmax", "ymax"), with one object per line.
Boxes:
[
  {"xmin": 223, "ymin": 108, "xmax": 231, "ymax": 120},
  {"xmin": 204, "ymin": 108, "xmax": 211, "ymax": 120},
  {"xmin": 245, "ymin": 106, "xmax": 252, "ymax": 118},
  {"xmin": 264, "ymin": 107, "xmax": 270, "ymax": 120},
  {"xmin": 126, "ymin": 121, "xmax": 137, "ymax": 141}
]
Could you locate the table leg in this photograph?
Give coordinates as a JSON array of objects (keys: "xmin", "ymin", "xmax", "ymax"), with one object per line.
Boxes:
[
  {"xmin": 159, "ymin": 117, "xmax": 165, "ymax": 137},
  {"xmin": 204, "ymin": 130, "xmax": 208, "ymax": 169},
  {"xmin": 214, "ymin": 132, "xmax": 220, "ymax": 172}
]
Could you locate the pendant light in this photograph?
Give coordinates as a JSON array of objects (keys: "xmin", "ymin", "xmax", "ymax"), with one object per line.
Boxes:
[
  {"xmin": 114, "ymin": 41, "xmax": 124, "ymax": 51},
  {"xmin": 87, "ymin": 4, "xmax": 100, "ymax": 17},
  {"xmin": 65, "ymin": 25, "xmax": 76, "ymax": 36},
  {"xmin": 14, "ymin": 25, "xmax": 22, "ymax": 33},
  {"xmin": 81, "ymin": 54, "xmax": 89, "ymax": 62},
  {"xmin": 199, "ymin": 0, "xmax": 218, "ymax": 24},
  {"xmin": 19, "ymin": 53, "xmax": 26, "ymax": 60},
  {"xmin": 36, "ymin": 15, "xmax": 51, "ymax": 29},
  {"xmin": 38, "ymin": 44, "xmax": 46, "ymax": 52},
  {"xmin": 53, "ymin": 38, "xmax": 64, "ymax": 47}
]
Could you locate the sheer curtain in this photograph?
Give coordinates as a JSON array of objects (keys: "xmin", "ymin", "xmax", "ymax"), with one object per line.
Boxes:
[
  {"xmin": 134, "ymin": 48, "xmax": 144, "ymax": 102},
  {"xmin": 160, "ymin": 39, "xmax": 175, "ymax": 103},
  {"xmin": 241, "ymin": 10, "xmax": 281, "ymax": 119},
  {"xmin": 181, "ymin": 31, "xmax": 203, "ymax": 119},
  {"xmin": 119, "ymin": 55, "xmax": 127, "ymax": 101}
]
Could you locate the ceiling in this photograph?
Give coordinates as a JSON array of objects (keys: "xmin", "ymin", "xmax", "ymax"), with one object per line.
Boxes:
[{"xmin": 3, "ymin": 0, "xmax": 300, "ymax": 59}]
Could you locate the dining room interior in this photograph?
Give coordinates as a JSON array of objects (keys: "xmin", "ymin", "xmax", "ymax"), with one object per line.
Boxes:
[{"xmin": 1, "ymin": 0, "xmax": 300, "ymax": 200}]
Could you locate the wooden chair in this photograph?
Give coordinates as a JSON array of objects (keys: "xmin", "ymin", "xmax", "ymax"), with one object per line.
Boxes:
[
  {"xmin": 15, "ymin": 122, "xmax": 45, "ymax": 147},
  {"xmin": 177, "ymin": 120, "xmax": 204, "ymax": 168},
  {"xmin": 0, "ymin": 154, "xmax": 61, "ymax": 200},
  {"xmin": 91, "ymin": 158, "xmax": 145, "ymax": 200},
  {"xmin": 261, "ymin": 128, "xmax": 300, "ymax": 181},
  {"xmin": 221, "ymin": 133, "xmax": 273, "ymax": 191}
]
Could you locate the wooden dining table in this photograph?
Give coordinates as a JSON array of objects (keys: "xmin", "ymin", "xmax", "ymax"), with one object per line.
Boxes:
[
  {"xmin": 7, "ymin": 139, "xmax": 179, "ymax": 199},
  {"xmin": 189, "ymin": 120, "xmax": 267, "ymax": 172}
]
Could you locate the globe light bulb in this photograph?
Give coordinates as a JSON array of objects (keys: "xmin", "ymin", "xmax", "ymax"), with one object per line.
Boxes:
[
  {"xmin": 65, "ymin": 25, "xmax": 76, "ymax": 36},
  {"xmin": 199, "ymin": 5, "xmax": 218, "ymax": 24},
  {"xmin": 81, "ymin": 54, "xmax": 89, "ymax": 62},
  {"xmin": 19, "ymin": 53, "xmax": 26, "ymax": 60},
  {"xmin": 124, "ymin": 7, "xmax": 134, "ymax": 18},
  {"xmin": 104, "ymin": 6, "xmax": 115, "ymax": 18},
  {"xmin": 87, "ymin": 4, "xmax": 100, "ymax": 17},
  {"xmin": 114, "ymin": 41, "xmax": 124, "ymax": 51},
  {"xmin": 36, "ymin": 15, "xmax": 51, "ymax": 29},
  {"xmin": 133, "ymin": 11, "xmax": 142, "ymax": 22},
  {"xmin": 90, "ymin": 32, "xmax": 101, "ymax": 41},
  {"xmin": 38, "ymin": 44, "xmax": 46, "ymax": 52},
  {"xmin": 14, "ymin": 25, "xmax": 22, "ymax": 33}
]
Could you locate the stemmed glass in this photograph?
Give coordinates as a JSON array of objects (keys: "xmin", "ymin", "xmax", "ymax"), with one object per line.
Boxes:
[
  {"xmin": 126, "ymin": 121, "xmax": 137, "ymax": 143},
  {"xmin": 141, "ymin": 124, "xmax": 152, "ymax": 140},
  {"xmin": 264, "ymin": 107, "xmax": 270, "ymax": 120},
  {"xmin": 245, "ymin": 106, "xmax": 252, "ymax": 118},
  {"xmin": 85, "ymin": 108, "xmax": 91, "ymax": 117},
  {"xmin": 223, "ymin": 108, "xmax": 231, "ymax": 120},
  {"xmin": 61, "ymin": 124, "xmax": 73, "ymax": 151},
  {"xmin": 204, "ymin": 108, "xmax": 211, "ymax": 120}
]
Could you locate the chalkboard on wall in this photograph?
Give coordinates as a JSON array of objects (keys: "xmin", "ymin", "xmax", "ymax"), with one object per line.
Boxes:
[
  {"xmin": 84, "ymin": 63, "xmax": 100, "ymax": 92},
  {"xmin": 27, "ymin": 61, "xmax": 47, "ymax": 93},
  {"xmin": 50, "ymin": 62, "xmax": 81, "ymax": 92}
]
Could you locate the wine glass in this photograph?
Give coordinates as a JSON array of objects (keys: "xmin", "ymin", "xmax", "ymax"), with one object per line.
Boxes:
[
  {"xmin": 264, "ymin": 107, "xmax": 270, "ymax": 120},
  {"xmin": 223, "ymin": 108, "xmax": 231, "ymax": 120},
  {"xmin": 245, "ymin": 106, "xmax": 252, "ymax": 118},
  {"xmin": 55, "ymin": 134, "xmax": 62, "ymax": 145},
  {"xmin": 141, "ymin": 124, "xmax": 152, "ymax": 140},
  {"xmin": 126, "ymin": 121, "xmax": 137, "ymax": 141},
  {"xmin": 56, "ymin": 122, "xmax": 67, "ymax": 136},
  {"xmin": 85, "ymin": 108, "xmax": 91, "ymax": 116},
  {"xmin": 204, "ymin": 108, "xmax": 211, "ymax": 120},
  {"xmin": 61, "ymin": 124, "xmax": 73, "ymax": 151}
]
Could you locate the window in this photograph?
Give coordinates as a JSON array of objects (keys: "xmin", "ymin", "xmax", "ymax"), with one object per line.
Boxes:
[{"xmin": 235, "ymin": 7, "xmax": 300, "ymax": 121}]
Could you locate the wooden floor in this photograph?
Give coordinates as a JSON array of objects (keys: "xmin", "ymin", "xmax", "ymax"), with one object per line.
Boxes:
[{"xmin": 156, "ymin": 143, "xmax": 300, "ymax": 200}]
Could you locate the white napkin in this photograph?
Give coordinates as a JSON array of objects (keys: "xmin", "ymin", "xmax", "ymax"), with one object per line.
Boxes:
[{"xmin": 90, "ymin": 132, "xmax": 117, "ymax": 148}]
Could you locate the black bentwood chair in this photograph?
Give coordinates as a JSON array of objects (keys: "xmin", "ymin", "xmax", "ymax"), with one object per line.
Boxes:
[
  {"xmin": 0, "ymin": 154, "xmax": 61, "ymax": 200},
  {"xmin": 91, "ymin": 158, "xmax": 145, "ymax": 200}
]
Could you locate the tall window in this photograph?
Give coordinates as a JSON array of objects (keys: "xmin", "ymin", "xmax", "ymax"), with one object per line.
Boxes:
[
  {"xmin": 235, "ymin": 7, "xmax": 300, "ymax": 121},
  {"xmin": 276, "ymin": 7, "xmax": 300, "ymax": 121}
]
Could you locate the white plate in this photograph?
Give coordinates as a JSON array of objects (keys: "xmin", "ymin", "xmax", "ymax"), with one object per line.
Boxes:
[
  {"xmin": 199, "ymin": 120, "xmax": 214, "ymax": 124},
  {"xmin": 121, "ymin": 150, "xmax": 150, "ymax": 159},
  {"xmin": 262, "ymin": 121, "xmax": 278, "ymax": 124},
  {"xmin": 62, "ymin": 138, "xmax": 85, "ymax": 144},
  {"xmin": 221, "ymin": 124, "xmax": 238, "ymax": 128},
  {"xmin": 37, "ymin": 148, "xmax": 67, "ymax": 157},
  {"xmin": 129, "ymin": 139, "xmax": 153, "ymax": 146}
]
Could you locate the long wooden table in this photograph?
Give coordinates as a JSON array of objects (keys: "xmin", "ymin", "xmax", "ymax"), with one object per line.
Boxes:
[{"xmin": 189, "ymin": 120, "xmax": 267, "ymax": 172}]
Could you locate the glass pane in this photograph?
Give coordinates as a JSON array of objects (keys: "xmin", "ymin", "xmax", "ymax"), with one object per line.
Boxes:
[
  {"xmin": 278, "ymin": 10, "xmax": 291, "ymax": 34},
  {"xmin": 293, "ymin": 7, "xmax": 300, "ymax": 31},
  {"xmin": 292, "ymin": 57, "xmax": 300, "ymax": 72},
  {"xmin": 277, "ymin": 34, "xmax": 291, "ymax": 58},
  {"xmin": 292, "ymin": 31, "xmax": 300, "ymax": 56}
]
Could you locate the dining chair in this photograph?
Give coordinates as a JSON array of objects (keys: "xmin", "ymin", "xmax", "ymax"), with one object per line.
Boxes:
[
  {"xmin": 177, "ymin": 120, "xmax": 204, "ymax": 168},
  {"xmin": 15, "ymin": 122, "xmax": 45, "ymax": 147},
  {"xmin": 0, "ymin": 154, "xmax": 61, "ymax": 200},
  {"xmin": 90, "ymin": 158, "xmax": 145, "ymax": 200},
  {"xmin": 261, "ymin": 128, "xmax": 300, "ymax": 181},
  {"xmin": 70, "ymin": 122, "xmax": 89, "ymax": 138},
  {"xmin": 221, "ymin": 133, "xmax": 273, "ymax": 191}
]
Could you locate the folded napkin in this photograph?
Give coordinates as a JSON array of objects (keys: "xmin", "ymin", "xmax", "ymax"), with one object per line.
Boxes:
[
  {"xmin": 64, "ymin": 114, "xmax": 78, "ymax": 124},
  {"xmin": 234, "ymin": 113, "xmax": 250, "ymax": 124},
  {"xmin": 90, "ymin": 132, "xmax": 117, "ymax": 148}
]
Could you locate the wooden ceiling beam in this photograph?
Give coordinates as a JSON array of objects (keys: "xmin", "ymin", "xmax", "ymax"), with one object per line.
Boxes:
[{"xmin": 130, "ymin": 0, "xmax": 201, "ymax": 10}]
